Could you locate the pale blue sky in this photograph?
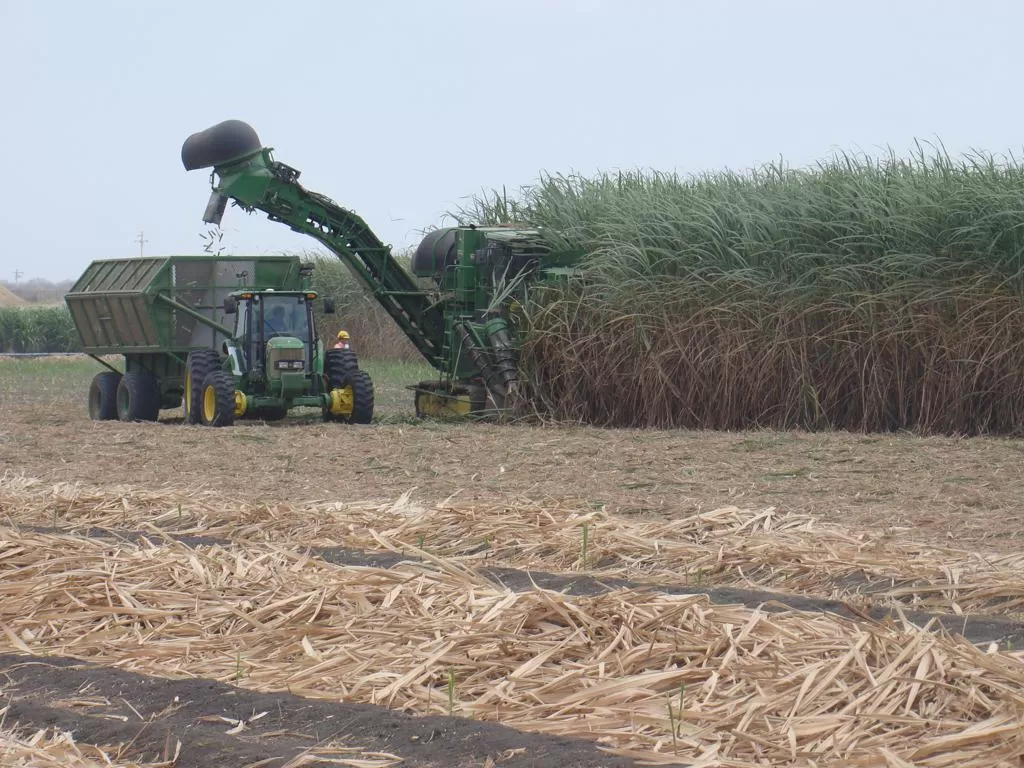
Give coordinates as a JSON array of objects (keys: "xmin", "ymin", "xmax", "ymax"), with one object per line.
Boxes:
[{"xmin": 1, "ymin": 0, "xmax": 1018, "ymax": 280}]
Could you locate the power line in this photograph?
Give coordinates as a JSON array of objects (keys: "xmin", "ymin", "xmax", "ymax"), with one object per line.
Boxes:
[
  {"xmin": 135, "ymin": 231, "xmax": 148, "ymax": 257},
  {"xmin": 13, "ymin": 269, "xmax": 22, "ymax": 285}
]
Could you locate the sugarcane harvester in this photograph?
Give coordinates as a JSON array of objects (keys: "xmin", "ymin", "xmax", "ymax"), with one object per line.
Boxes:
[{"xmin": 181, "ymin": 120, "xmax": 580, "ymax": 417}]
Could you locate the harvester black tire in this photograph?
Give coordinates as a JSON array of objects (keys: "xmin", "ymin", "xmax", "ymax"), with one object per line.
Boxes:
[
  {"xmin": 348, "ymin": 370, "xmax": 375, "ymax": 424},
  {"xmin": 116, "ymin": 371, "xmax": 161, "ymax": 422},
  {"xmin": 88, "ymin": 371, "xmax": 121, "ymax": 421},
  {"xmin": 199, "ymin": 371, "xmax": 236, "ymax": 427},
  {"xmin": 184, "ymin": 349, "xmax": 221, "ymax": 425}
]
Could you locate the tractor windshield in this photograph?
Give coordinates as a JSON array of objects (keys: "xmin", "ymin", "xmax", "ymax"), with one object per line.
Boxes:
[
  {"xmin": 261, "ymin": 295, "xmax": 309, "ymax": 340},
  {"xmin": 235, "ymin": 294, "xmax": 314, "ymax": 370},
  {"xmin": 260, "ymin": 295, "xmax": 313, "ymax": 365}
]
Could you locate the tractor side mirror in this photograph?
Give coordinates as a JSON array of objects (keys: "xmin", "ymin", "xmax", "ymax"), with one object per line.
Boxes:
[
  {"xmin": 223, "ymin": 296, "xmax": 238, "ymax": 314},
  {"xmin": 323, "ymin": 298, "xmax": 336, "ymax": 314}
]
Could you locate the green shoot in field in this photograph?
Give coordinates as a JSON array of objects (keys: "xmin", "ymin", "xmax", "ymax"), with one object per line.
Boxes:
[{"xmin": 668, "ymin": 681, "xmax": 686, "ymax": 751}]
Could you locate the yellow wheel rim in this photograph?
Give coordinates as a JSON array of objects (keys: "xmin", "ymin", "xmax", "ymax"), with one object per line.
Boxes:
[
  {"xmin": 203, "ymin": 384, "xmax": 217, "ymax": 423},
  {"xmin": 184, "ymin": 371, "xmax": 192, "ymax": 414}
]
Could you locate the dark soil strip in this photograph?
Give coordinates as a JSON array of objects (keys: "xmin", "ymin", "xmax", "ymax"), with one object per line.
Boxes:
[
  {"xmin": 0, "ymin": 653, "xmax": 645, "ymax": 768},
  {"xmin": 22, "ymin": 525, "xmax": 1024, "ymax": 647}
]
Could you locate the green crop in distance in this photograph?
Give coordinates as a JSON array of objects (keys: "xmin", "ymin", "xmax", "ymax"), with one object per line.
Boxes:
[{"xmin": 0, "ymin": 306, "xmax": 79, "ymax": 354}]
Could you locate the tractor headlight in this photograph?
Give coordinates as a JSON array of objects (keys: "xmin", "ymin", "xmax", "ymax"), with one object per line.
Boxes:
[{"xmin": 275, "ymin": 360, "xmax": 305, "ymax": 370}]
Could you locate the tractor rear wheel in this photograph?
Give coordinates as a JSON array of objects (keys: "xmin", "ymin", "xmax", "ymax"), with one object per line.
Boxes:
[
  {"xmin": 322, "ymin": 349, "xmax": 373, "ymax": 424},
  {"xmin": 184, "ymin": 350, "xmax": 222, "ymax": 424},
  {"xmin": 324, "ymin": 348, "xmax": 359, "ymax": 389},
  {"xmin": 116, "ymin": 371, "xmax": 160, "ymax": 422},
  {"xmin": 348, "ymin": 370, "xmax": 374, "ymax": 424},
  {"xmin": 200, "ymin": 371, "xmax": 236, "ymax": 427},
  {"xmin": 88, "ymin": 371, "xmax": 121, "ymax": 421}
]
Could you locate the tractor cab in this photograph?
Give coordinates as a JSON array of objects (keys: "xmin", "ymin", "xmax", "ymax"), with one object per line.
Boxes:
[{"xmin": 223, "ymin": 289, "xmax": 322, "ymax": 391}]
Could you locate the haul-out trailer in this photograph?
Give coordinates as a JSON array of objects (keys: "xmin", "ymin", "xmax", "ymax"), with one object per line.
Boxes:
[{"xmin": 66, "ymin": 254, "xmax": 373, "ymax": 426}]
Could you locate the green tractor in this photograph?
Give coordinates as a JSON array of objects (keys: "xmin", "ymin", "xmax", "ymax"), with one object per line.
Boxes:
[
  {"xmin": 66, "ymin": 255, "xmax": 373, "ymax": 426},
  {"xmin": 185, "ymin": 286, "xmax": 373, "ymax": 427}
]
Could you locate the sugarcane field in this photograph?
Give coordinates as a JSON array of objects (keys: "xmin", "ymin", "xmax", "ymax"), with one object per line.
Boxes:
[
  {"xmin": 3, "ymin": 350, "xmax": 1024, "ymax": 768},
  {"xmin": 5, "ymin": 141, "xmax": 1024, "ymax": 766},
  {"xmin": 5, "ymin": 5, "xmax": 1024, "ymax": 767}
]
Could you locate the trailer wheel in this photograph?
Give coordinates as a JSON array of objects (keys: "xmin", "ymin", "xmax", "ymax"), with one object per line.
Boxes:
[
  {"xmin": 200, "ymin": 371, "xmax": 236, "ymax": 427},
  {"xmin": 184, "ymin": 350, "xmax": 221, "ymax": 424},
  {"xmin": 116, "ymin": 371, "xmax": 160, "ymax": 422},
  {"xmin": 88, "ymin": 371, "xmax": 122, "ymax": 421}
]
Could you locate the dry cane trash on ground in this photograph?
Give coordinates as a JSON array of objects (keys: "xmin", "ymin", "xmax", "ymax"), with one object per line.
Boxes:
[
  {"xmin": 0, "ymin": 721, "xmax": 177, "ymax": 767},
  {"xmin": 0, "ymin": 720, "xmax": 400, "ymax": 768},
  {"xmin": 3, "ymin": 475, "xmax": 1024, "ymax": 617},
  {"xmin": 0, "ymin": 508, "xmax": 1023, "ymax": 766}
]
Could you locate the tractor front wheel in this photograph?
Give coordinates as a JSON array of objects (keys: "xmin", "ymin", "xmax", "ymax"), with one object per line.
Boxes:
[
  {"xmin": 200, "ymin": 371, "xmax": 236, "ymax": 427},
  {"xmin": 88, "ymin": 371, "xmax": 121, "ymax": 421},
  {"xmin": 184, "ymin": 350, "xmax": 222, "ymax": 424}
]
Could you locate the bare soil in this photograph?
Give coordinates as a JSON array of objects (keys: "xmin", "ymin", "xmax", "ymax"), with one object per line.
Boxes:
[
  {"xmin": 3, "ymin": 400, "xmax": 1023, "ymax": 553},
  {"xmin": 0, "ymin": 653, "xmax": 638, "ymax": 768}
]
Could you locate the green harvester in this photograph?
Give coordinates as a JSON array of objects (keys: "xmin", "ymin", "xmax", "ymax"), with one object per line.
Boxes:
[
  {"xmin": 69, "ymin": 118, "xmax": 584, "ymax": 425},
  {"xmin": 179, "ymin": 119, "xmax": 583, "ymax": 420}
]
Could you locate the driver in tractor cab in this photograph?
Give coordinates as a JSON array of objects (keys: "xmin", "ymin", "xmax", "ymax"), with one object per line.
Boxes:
[
  {"xmin": 265, "ymin": 305, "xmax": 288, "ymax": 335},
  {"xmin": 333, "ymin": 330, "xmax": 351, "ymax": 350}
]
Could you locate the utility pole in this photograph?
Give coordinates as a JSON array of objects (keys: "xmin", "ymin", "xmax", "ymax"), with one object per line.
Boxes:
[
  {"xmin": 135, "ymin": 231, "xmax": 148, "ymax": 257},
  {"xmin": 13, "ymin": 269, "xmax": 22, "ymax": 285}
]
